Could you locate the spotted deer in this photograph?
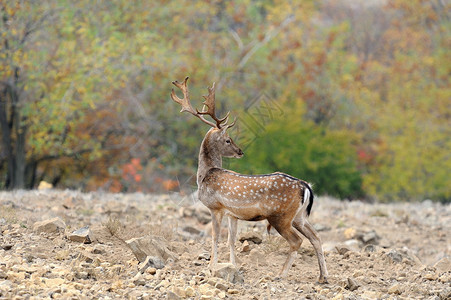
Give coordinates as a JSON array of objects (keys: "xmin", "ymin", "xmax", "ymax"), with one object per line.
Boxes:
[{"xmin": 171, "ymin": 77, "xmax": 328, "ymax": 283}]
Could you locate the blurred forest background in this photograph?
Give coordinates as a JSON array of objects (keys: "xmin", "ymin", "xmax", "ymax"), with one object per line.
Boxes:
[{"xmin": 0, "ymin": 0, "xmax": 449, "ymax": 202}]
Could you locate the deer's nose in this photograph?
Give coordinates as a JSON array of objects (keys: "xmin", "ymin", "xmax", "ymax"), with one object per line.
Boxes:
[{"xmin": 238, "ymin": 149, "xmax": 244, "ymax": 156}]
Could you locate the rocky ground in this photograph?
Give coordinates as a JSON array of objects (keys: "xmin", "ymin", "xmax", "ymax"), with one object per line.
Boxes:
[{"xmin": 0, "ymin": 190, "xmax": 450, "ymax": 299}]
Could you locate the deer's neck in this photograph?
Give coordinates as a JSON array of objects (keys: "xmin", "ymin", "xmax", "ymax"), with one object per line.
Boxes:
[{"xmin": 197, "ymin": 130, "xmax": 222, "ymax": 187}]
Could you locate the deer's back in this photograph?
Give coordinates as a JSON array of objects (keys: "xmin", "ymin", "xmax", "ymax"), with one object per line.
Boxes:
[{"xmin": 199, "ymin": 168, "xmax": 309, "ymax": 221}]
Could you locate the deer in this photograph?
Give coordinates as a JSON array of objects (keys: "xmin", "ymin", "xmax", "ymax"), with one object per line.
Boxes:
[{"xmin": 171, "ymin": 77, "xmax": 328, "ymax": 283}]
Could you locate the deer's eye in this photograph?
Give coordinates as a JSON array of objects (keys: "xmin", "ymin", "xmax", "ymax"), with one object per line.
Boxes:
[{"xmin": 226, "ymin": 139, "xmax": 231, "ymax": 144}]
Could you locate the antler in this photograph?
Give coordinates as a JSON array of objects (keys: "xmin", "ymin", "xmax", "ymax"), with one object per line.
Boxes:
[
  {"xmin": 198, "ymin": 82, "xmax": 230, "ymax": 128},
  {"xmin": 171, "ymin": 77, "xmax": 232, "ymax": 129}
]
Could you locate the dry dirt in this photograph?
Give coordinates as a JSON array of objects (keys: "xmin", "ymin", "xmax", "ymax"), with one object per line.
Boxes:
[{"xmin": 0, "ymin": 190, "xmax": 450, "ymax": 299}]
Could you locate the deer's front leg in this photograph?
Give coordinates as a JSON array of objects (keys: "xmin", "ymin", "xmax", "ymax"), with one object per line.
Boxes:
[
  {"xmin": 227, "ymin": 216, "xmax": 238, "ymax": 266},
  {"xmin": 209, "ymin": 209, "xmax": 223, "ymax": 269}
]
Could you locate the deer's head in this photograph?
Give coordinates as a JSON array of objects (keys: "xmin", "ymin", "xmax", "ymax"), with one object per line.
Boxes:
[
  {"xmin": 207, "ymin": 126, "xmax": 243, "ymax": 159},
  {"xmin": 171, "ymin": 77, "xmax": 243, "ymax": 159}
]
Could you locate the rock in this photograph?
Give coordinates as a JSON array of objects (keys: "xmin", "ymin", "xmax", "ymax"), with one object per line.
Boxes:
[
  {"xmin": 167, "ymin": 291, "xmax": 181, "ymax": 300},
  {"xmin": 241, "ymin": 240, "xmax": 251, "ymax": 252},
  {"xmin": 1, "ymin": 244, "xmax": 13, "ymax": 251},
  {"xmin": 362, "ymin": 244, "xmax": 379, "ymax": 253},
  {"xmin": 424, "ymin": 273, "xmax": 438, "ymax": 280},
  {"xmin": 126, "ymin": 235, "xmax": 176, "ymax": 263},
  {"xmin": 0, "ymin": 271, "xmax": 7, "ymax": 279},
  {"xmin": 68, "ymin": 226, "xmax": 93, "ymax": 244},
  {"xmin": 343, "ymin": 228, "xmax": 357, "ymax": 239},
  {"xmin": 343, "ymin": 239, "xmax": 360, "ymax": 251},
  {"xmin": 228, "ymin": 288, "xmax": 240, "ymax": 294},
  {"xmin": 132, "ymin": 272, "xmax": 146, "ymax": 286},
  {"xmin": 38, "ymin": 181, "xmax": 53, "ymax": 190},
  {"xmin": 388, "ymin": 283, "xmax": 402, "ymax": 294},
  {"xmin": 212, "ymin": 263, "xmax": 244, "ymax": 284},
  {"xmin": 192, "ymin": 202, "xmax": 211, "ymax": 224},
  {"xmin": 182, "ymin": 226, "xmax": 202, "ymax": 235},
  {"xmin": 198, "ymin": 252, "xmax": 211, "ymax": 261},
  {"xmin": 238, "ymin": 231, "xmax": 263, "ymax": 244},
  {"xmin": 33, "ymin": 217, "xmax": 66, "ymax": 233},
  {"xmin": 138, "ymin": 256, "xmax": 165, "ymax": 272},
  {"xmin": 145, "ymin": 267, "xmax": 157, "ymax": 275},
  {"xmin": 332, "ymin": 293, "xmax": 344, "ymax": 300},
  {"xmin": 439, "ymin": 273, "xmax": 450, "ymax": 283},
  {"xmin": 198, "ymin": 283, "xmax": 214, "ymax": 296},
  {"xmin": 433, "ymin": 257, "xmax": 450, "ymax": 274},
  {"xmin": 91, "ymin": 245, "xmax": 106, "ymax": 254},
  {"xmin": 313, "ymin": 223, "xmax": 331, "ymax": 232},
  {"xmin": 346, "ymin": 277, "xmax": 359, "ymax": 291},
  {"xmin": 215, "ymin": 281, "xmax": 228, "ymax": 291},
  {"xmin": 185, "ymin": 286, "xmax": 195, "ymax": 297},
  {"xmin": 360, "ymin": 230, "xmax": 379, "ymax": 244},
  {"xmin": 335, "ymin": 245, "xmax": 351, "ymax": 255},
  {"xmin": 386, "ymin": 249, "xmax": 403, "ymax": 263}
]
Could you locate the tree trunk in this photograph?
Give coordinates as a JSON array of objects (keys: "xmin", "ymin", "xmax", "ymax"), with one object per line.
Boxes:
[
  {"xmin": 0, "ymin": 88, "xmax": 14, "ymax": 189},
  {"xmin": 13, "ymin": 116, "xmax": 27, "ymax": 189}
]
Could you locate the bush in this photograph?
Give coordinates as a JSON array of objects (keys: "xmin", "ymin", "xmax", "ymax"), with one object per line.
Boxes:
[{"xmin": 229, "ymin": 111, "xmax": 363, "ymax": 199}]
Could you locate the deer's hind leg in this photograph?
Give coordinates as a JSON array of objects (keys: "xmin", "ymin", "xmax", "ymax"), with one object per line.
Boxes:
[
  {"xmin": 268, "ymin": 217, "xmax": 303, "ymax": 278},
  {"xmin": 293, "ymin": 216, "xmax": 328, "ymax": 283}
]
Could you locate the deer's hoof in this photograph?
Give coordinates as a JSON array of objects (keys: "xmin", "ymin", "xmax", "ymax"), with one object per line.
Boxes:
[{"xmin": 318, "ymin": 276, "xmax": 329, "ymax": 284}]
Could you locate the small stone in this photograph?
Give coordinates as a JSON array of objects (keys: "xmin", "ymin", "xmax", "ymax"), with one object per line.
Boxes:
[
  {"xmin": 198, "ymin": 252, "xmax": 211, "ymax": 261},
  {"xmin": 207, "ymin": 278, "xmax": 218, "ymax": 286},
  {"xmin": 314, "ymin": 223, "xmax": 331, "ymax": 232},
  {"xmin": 171, "ymin": 286, "xmax": 186, "ymax": 298},
  {"xmin": 68, "ymin": 226, "xmax": 93, "ymax": 244},
  {"xmin": 238, "ymin": 231, "xmax": 263, "ymax": 244},
  {"xmin": 33, "ymin": 217, "xmax": 66, "ymax": 233},
  {"xmin": 215, "ymin": 282, "xmax": 228, "ymax": 291},
  {"xmin": 1, "ymin": 245, "xmax": 13, "ymax": 251},
  {"xmin": 182, "ymin": 226, "xmax": 201, "ymax": 235},
  {"xmin": 386, "ymin": 250, "xmax": 403, "ymax": 263},
  {"xmin": 388, "ymin": 283, "xmax": 402, "ymax": 294},
  {"xmin": 343, "ymin": 228, "xmax": 357, "ymax": 239},
  {"xmin": 38, "ymin": 181, "xmax": 53, "ymax": 190},
  {"xmin": 346, "ymin": 277, "xmax": 359, "ymax": 291},
  {"xmin": 362, "ymin": 244, "xmax": 378, "ymax": 253},
  {"xmin": 361, "ymin": 230, "xmax": 379, "ymax": 244},
  {"xmin": 139, "ymin": 256, "xmax": 165, "ymax": 272},
  {"xmin": 241, "ymin": 240, "xmax": 251, "ymax": 252},
  {"xmin": 343, "ymin": 239, "xmax": 360, "ymax": 251},
  {"xmin": 146, "ymin": 267, "xmax": 157, "ymax": 275},
  {"xmin": 335, "ymin": 245, "xmax": 351, "ymax": 255},
  {"xmin": 0, "ymin": 271, "xmax": 7, "ymax": 279},
  {"xmin": 212, "ymin": 263, "xmax": 244, "ymax": 284},
  {"xmin": 125, "ymin": 235, "xmax": 176, "ymax": 263},
  {"xmin": 185, "ymin": 286, "xmax": 195, "ymax": 297},
  {"xmin": 433, "ymin": 257, "xmax": 450, "ymax": 274},
  {"xmin": 132, "ymin": 272, "xmax": 146, "ymax": 286},
  {"xmin": 332, "ymin": 293, "xmax": 344, "ymax": 300},
  {"xmin": 424, "ymin": 273, "xmax": 438, "ymax": 280},
  {"xmin": 167, "ymin": 291, "xmax": 181, "ymax": 300},
  {"xmin": 228, "ymin": 288, "xmax": 239, "ymax": 294},
  {"xmin": 91, "ymin": 245, "xmax": 106, "ymax": 254},
  {"xmin": 199, "ymin": 283, "xmax": 213, "ymax": 295}
]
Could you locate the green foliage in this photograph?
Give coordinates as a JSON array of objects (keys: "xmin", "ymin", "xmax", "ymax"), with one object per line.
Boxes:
[{"xmin": 230, "ymin": 106, "xmax": 363, "ymax": 199}]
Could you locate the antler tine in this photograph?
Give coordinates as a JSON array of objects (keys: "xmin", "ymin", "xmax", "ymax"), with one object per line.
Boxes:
[
  {"xmin": 171, "ymin": 77, "xmax": 195, "ymax": 114},
  {"xmin": 171, "ymin": 77, "xmax": 217, "ymax": 128},
  {"xmin": 198, "ymin": 82, "xmax": 231, "ymax": 128}
]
